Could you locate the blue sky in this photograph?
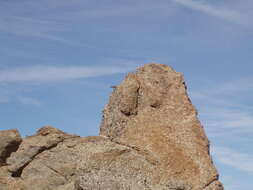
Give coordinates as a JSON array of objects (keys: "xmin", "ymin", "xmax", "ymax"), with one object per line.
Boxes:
[{"xmin": 0, "ymin": 0, "xmax": 252, "ymax": 189}]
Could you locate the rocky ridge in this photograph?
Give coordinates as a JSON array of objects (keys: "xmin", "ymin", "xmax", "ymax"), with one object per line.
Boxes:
[{"xmin": 0, "ymin": 64, "xmax": 223, "ymax": 190}]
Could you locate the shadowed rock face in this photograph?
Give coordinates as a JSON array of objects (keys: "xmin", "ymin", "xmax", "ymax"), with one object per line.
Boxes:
[
  {"xmin": 0, "ymin": 64, "xmax": 223, "ymax": 190},
  {"xmin": 0, "ymin": 130, "xmax": 22, "ymax": 167}
]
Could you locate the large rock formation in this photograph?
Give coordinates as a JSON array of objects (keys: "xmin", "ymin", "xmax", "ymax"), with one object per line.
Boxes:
[{"xmin": 0, "ymin": 64, "xmax": 223, "ymax": 190}]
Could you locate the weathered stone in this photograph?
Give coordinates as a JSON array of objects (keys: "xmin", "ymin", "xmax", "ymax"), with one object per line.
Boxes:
[
  {"xmin": 0, "ymin": 64, "xmax": 223, "ymax": 190},
  {"xmin": 203, "ymin": 181, "xmax": 224, "ymax": 190},
  {"xmin": 75, "ymin": 136, "xmax": 157, "ymax": 190},
  {"xmin": 0, "ymin": 129, "xmax": 22, "ymax": 166},
  {"xmin": 100, "ymin": 63, "xmax": 223, "ymax": 190},
  {"xmin": 6, "ymin": 126, "xmax": 77, "ymax": 177},
  {"xmin": 17, "ymin": 137, "xmax": 81, "ymax": 190}
]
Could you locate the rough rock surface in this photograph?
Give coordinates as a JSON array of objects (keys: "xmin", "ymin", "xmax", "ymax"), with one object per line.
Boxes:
[
  {"xmin": 0, "ymin": 129, "xmax": 22, "ymax": 166},
  {"xmin": 0, "ymin": 64, "xmax": 223, "ymax": 190}
]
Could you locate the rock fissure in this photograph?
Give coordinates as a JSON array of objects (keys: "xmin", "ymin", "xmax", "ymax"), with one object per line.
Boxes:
[
  {"xmin": 10, "ymin": 139, "xmax": 65, "ymax": 178},
  {"xmin": 135, "ymin": 78, "xmax": 141, "ymax": 114},
  {"xmin": 202, "ymin": 179, "xmax": 223, "ymax": 190},
  {"xmin": 11, "ymin": 161, "xmax": 29, "ymax": 178},
  {"xmin": 203, "ymin": 177, "xmax": 219, "ymax": 188},
  {"xmin": 1, "ymin": 141, "xmax": 21, "ymax": 165},
  {"xmin": 44, "ymin": 164, "xmax": 67, "ymax": 181},
  {"xmin": 110, "ymin": 139, "xmax": 159, "ymax": 166},
  {"xmin": 0, "ymin": 130, "xmax": 22, "ymax": 166}
]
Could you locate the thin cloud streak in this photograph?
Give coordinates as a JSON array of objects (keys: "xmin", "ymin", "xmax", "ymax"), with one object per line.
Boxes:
[
  {"xmin": 173, "ymin": 0, "xmax": 246, "ymax": 25},
  {"xmin": 18, "ymin": 97, "xmax": 41, "ymax": 106},
  {"xmin": 212, "ymin": 146, "xmax": 253, "ymax": 175},
  {"xmin": 189, "ymin": 77, "xmax": 253, "ymax": 149},
  {"xmin": 0, "ymin": 65, "xmax": 132, "ymax": 83},
  {"xmin": 202, "ymin": 109, "xmax": 253, "ymax": 130},
  {"xmin": 0, "ymin": 16, "xmax": 94, "ymax": 48}
]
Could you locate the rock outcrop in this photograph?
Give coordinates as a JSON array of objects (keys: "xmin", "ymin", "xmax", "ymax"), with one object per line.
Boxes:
[{"xmin": 0, "ymin": 64, "xmax": 223, "ymax": 190}]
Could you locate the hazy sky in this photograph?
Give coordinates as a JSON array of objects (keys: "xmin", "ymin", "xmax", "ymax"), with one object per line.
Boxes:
[{"xmin": 0, "ymin": 0, "xmax": 252, "ymax": 189}]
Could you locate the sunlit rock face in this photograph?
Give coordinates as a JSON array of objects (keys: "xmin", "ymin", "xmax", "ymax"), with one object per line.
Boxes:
[
  {"xmin": 100, "ymin": 63, "xmax": 223, "ymax": 190},
  {"xmin": 0, "ymin": 64, "xmax": 223, "ymax": 190}
]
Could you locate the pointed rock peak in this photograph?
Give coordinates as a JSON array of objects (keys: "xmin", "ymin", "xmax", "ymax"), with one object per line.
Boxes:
[
  {"xmin": 100, "ymin": 63, "xmax": 189, "ymax": 139},
  {"xmin": 100, "ymin": 63, "xmax": 223, "ymax": 189}
]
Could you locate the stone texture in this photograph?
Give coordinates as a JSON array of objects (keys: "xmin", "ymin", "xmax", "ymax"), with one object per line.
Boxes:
[
  {"xmin": 75, "ymin": 136, "xmax": 157, "ymax": 190},
  {"xmin": 100, "ymin": 63, "xmax": 222, "ymax": 190},
  {"xmin": 0, "ymin": 126, "xmax": 80, "ymax": 190},
  {"xmin": 0, "ymin": 129, "xmax": 22, "ymax": 166},
  {"xmin": 0, "ymin": 64, "xmax": 223, "ymax": 190}
]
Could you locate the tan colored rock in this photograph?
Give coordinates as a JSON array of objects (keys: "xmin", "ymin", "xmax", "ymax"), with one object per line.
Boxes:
[
  {"xmin": 0, "ymin": 64, "xmax": 223, "ymax": 190},
  {"xmin": 203, "ymin": 181, "xmax": 224, "ymax": 190},
  {"xmin": 17, "ymin": 137, "xmax": 81, "ymax": 190},
  {"xmin": 75, "ymin": 136, "xmax": 158, "ymax": 190},
  {"xmin": 0, "ymin": 167, "xmax": 27, "ymax": 190},
  {"xmin": 0, "ymin": 129, "xmax": 22, "ymax": 166},
  {"xmin": 100, "ymin": 63, "xmax": 223, "ymax": 190},
  {"xmin": 0, "ymin": 126, "xmax": 80, "ymax": 190},
  {"xmin": 6, "ymin": 126, "xmax": 77, "ymax": 176}
]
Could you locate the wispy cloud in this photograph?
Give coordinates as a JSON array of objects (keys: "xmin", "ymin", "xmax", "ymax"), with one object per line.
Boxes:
[
  {"xmin": 0, "ymin": 65, "xmax": 132, "ymax": 83},
  {"xmin": 201, "ymin": 109, "xmax": 253, "ymax": 135},
  {"xmin": 189, "ymin": 76, "xmax": 253, "ymax": 137},
  {"xmin": 0, "ymin": 16, "xmax": 94, "ymax": 48},
  {"xmin": 18, "ymin": 96, "xmax": 41, "ymax": 106},
  {"xmin": 189, "ymin": 77, "xmax": 253, "ymax": 110},
  {"xmin": 189, "ymin": 76, "xmax": 253, "ymax": 159},
  {"xmin": 212, "ymin": 146, "xmax": 253, "ymax": 175},
  {"xmin": 173, "ymin": 0, "xmax": 246, "ymax": 25},
  {"xmin": 190, "ymin": 78, "xmax": 253, "ymax": 99},
  {"xmin": 215, "ymin": 77, "xmax": 253, "ymax": 94}
]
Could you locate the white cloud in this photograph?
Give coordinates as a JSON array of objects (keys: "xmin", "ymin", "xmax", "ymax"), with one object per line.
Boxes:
[
  {"xmin": 202, "ymin": 109, "xmax": 253, "ymax": 131},
  {"xmin": 189, "ymin": 76, "xmax": 253, "ymax": 132},
  {"xmin": 216, "ymin": 77, "xmax": 253, "ymax": 94},
  {"xmin": 0, "ymin": 16, "xmax": 93, "ymax": 48},
  {"xmin": 173, "ymin": 0, "xmax": 246, "ymax": 24},
  {"xmin": 0, "ymin": 65, "xmax": 132, "ymax": 83},
  {"xmin": 18, "ymin": 97, "xmax": 41, "ymax": 106},
  {"xmin": 212, "ymin": 146, "xmax": 253, "ymax": 175}
]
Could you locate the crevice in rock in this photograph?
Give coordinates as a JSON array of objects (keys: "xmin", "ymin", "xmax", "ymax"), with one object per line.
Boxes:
[
  {"xmin": 150, "ymin": 102, "xmax": 161, "ymax": 108},
  {"xmin": 202, "ymin": 178, "xmax": 220, "ymax": 190},
  {"xmin": 11, "ymin": 140, "xmax": 64, "ymax": 178},
  {"xmin": 11, "ymin": 162, "xmax": 29, "ymax": 177},
  {"xmin": 120, "ymin": 84, "xmax": 140, "ymax": 117},
  {"xmin": 1, "ymin": 140, "xmax": 22, "ymax": 165},
  {"xmin": 135, "ymin": 84, "xmax": 140, "ymax": 115},
  {"xmin": 110, "ymin": 139, "xmax": 158, "ymax": 166},
  {"xmin": 44, "ymin": 164, "xmax": 67, "ymax": 181},
  {"xmin": 120, "ymin": 110, "xmax": 132, "ymax": 116}
]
